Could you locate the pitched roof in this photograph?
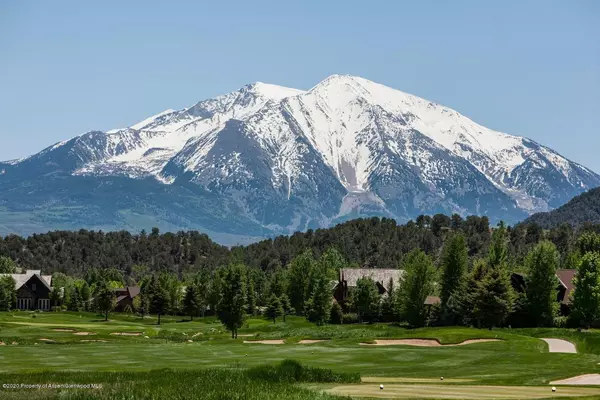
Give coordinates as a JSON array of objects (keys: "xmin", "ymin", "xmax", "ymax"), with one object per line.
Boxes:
[
  {"xmin": 0, "ymin": 270, "xmax": 52, "ymax": 290},
  {"xmin": 340, "ymin": 268, "xmax": 403, "ymax": 288},
  {"xmin": 127, "ymin": 286, "xmax": 140, "ymax": 298},
  {"xmin": 556, "ymin": 269, "xmax": 576, "ymax": 304},
  {"xmin": 424, "ymin": 295, "xmax": 441, "ymax": 305}
]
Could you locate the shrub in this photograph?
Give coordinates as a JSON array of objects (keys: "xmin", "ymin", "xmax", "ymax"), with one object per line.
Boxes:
[
  {"xmin": 342, "ymin": 313, "xmax": 359, "ymax": 324},
  {"xmin": 329, "ymin": 302, "xmax": 343, "ymax": 324}
]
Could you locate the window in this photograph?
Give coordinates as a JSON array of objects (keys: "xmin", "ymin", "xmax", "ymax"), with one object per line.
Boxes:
[
  {"xmin": 38, "ymin": 299, "xmax": 50, "ymax": 310},
  {"xmin": 32, "ymin": 283, "xmax": 36, "ymax": 291}
]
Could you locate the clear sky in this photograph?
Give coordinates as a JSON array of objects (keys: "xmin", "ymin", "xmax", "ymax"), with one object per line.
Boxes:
[{"xmin": 1, "ymin": 1, "xmax": 599, "ymax": 170}]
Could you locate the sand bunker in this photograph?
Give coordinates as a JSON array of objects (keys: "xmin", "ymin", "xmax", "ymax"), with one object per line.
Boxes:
[
  {"xmin": 191, "ymin": 332, "xmax": 204, "ymax": 338},
  {"xmin": 80, "ymin": 340, "xmax": 108, "ymax": 343},
  {"xmin": 551, "ymin": 374, "xmax": 600, "ymax": 385},
  {"xmin": 360, "ymin": 339, "xmax": 501, "ymax": 347},
  {"xmin": 243, "ymin": 340, "xmax": 285, "ymax": 344},
  {"xmin": 0, "ymin": 341, "xmax": 5, "ymax": 346},
  {"xmin": 362, "ymin": 377, "xmax": 475, "ymax": 383},
  {"xmin": 542, "ymin": 338, "xmax": 577, "ymax": 353},
  {"xmin": 237, "ymin": 334, "xmax": 254, "ymax": 337},
  {"xmin": 298, "ymin": 339, "xmax": 329, "ymax": 344},
  {"xmin": 73, "ymin": 332, "xmax": 96, "ymax": 336},
  {"xmin": 52, "ymin": 328, "xmax": 74, "ymax": 332},
  {"xmin": 110, "ymin": 332, "xmax": 142, "ymax": 336},
  {"xmin": 39, "ymin": 338, "xmax": 55, "ymax": 342}
]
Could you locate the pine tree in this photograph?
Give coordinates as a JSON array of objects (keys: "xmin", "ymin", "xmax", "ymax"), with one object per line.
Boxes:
[
  {"xmin": 148, "ymin": 274, "xmax": 171, "ymax": 325},
  {"xmin": 439, "ymin": 233, "xmax": 468, "ymax": 324},
  {"xmin": 218, "ymin": 264, "xmax": 248, "ymax": 339},
  {"xmin": 399, "ymin": 250, "xmax": 435, "ymax": 327},
  {"xmin": 304, "ymin": 271, "xmax": 331, "ymax": 326},
  {"xmin": 571, "ymin": 252, "xmax": 600, "ymax": 328},
  {"xmin": 280, "ymin": 294, "xmax": 293, "ymax": 322},
  {"xmin": 266, "ymin": 294, "xmax": 283, "ymax": 323},
  {"xmin": 525, "ymin": 241, "xmax": 560, "ymax": 326},
  {"xmin": 183, "ymin": 283, "xmax": 201, "ymax": 321},
  {"xmin": 353, "ymin": 277, "xmax": 380, "ymax": 323},
  {"xmin": 472, "ymin": 268, "xmax": 513, "ymax": 328}
]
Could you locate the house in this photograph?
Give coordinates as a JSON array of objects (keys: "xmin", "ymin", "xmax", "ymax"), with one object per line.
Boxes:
[
  {"xmin": 0, "ymin": 270, "xmax": 52, "ymax": 310},
  {"xmin": 113, "ymin": 286, "xmax": 141, "ymax": 312},
  {"xmin": 334, "ymin": 268, "xmax": 404, "ymax": 304},
  {"xmin": 511, "ymin": 269, "xmax": 577, "ymax": 314},
  {"xmin": 424, "ymin": 296, "xmax": 441, "ymax": 306}
]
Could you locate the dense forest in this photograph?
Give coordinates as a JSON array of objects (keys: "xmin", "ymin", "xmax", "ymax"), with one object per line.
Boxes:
[
  {"xmin": 524, "ymin": 187, "xmax": 600, "ymax": 229},
  {"xmin": 0, "ymin": 214, "xmax": 597, "ymax": 279}
]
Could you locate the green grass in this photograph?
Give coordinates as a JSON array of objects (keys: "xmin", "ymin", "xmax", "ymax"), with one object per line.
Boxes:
[{"xmin": 3, "ymin": 312, "xmax": 600, "ymax": 399}]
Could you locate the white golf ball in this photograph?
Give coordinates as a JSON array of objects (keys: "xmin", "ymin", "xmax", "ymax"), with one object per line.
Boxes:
[
  {"xmin": 440, "ymin": 377, "xmax": 444, "ymax": 381},
  {"xmin": 380, "ymin": 384, "xmax": 384, "ymax": 390},
  {"xmin": 552, "ymin": 387, "xmax": 556, "ymax": 392}
]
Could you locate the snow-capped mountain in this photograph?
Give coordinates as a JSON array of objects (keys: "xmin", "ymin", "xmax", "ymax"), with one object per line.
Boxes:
[{"xmin": 1, "ymin": 75, "xmax": 598, "ymax": 243}]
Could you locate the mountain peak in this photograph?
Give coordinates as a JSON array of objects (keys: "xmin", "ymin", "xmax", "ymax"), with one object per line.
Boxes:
[{"xmin": 241, "ymin": 81, "xmax": 304, "ymax": 101}]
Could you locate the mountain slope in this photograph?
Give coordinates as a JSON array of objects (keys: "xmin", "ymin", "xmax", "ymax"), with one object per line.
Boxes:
[
  {"xmin": 523, "ymin": 187, "xmax": 600, "ymax": 228},
  {"xmin": 1, "ymin": 75, "xmax": 598, "ymax": 243}
]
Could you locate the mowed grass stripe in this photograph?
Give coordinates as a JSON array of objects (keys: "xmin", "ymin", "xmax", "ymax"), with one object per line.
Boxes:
[{"xmin": 327, "ymin": 384, "xmax": 600, "ymax": 399}]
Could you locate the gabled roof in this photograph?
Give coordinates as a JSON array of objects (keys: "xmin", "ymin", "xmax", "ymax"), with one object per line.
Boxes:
[
  {"xmin": 556, "ymin": 269, "xmax": 576, "ymax": 304},
  {"xmin": 0, "ymin": 270, "xmax": 52, "ymax": 290},
  {"xmin": 424, "ymin": 295, "xmax": 441, "ymax": 305},
  {"xmin": 340, "ymin": 268, "xmax": 404, "ymax": 288},
  {"xmin": 114, "ymin": 286, "xmax": 140, "ymax": 300}
]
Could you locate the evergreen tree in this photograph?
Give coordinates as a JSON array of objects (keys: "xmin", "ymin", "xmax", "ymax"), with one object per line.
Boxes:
[
  {"xmin": 525, "ymin": 241, "xmax": 560, "ymax": 326},
  {"xmin": 269, "ymin": 269, "xmax": 288, "ymax": 298},
  {"xmin": 571, "ymin": 252, "xmax": 600, "ymax": 328},
  {"xmin": 95, "ymin": 281, "xmax": 116, "ymax": 321},
  {"xmin": 148, "ymin": 274, "xmax": 171, "ymax": 325},
  {"xmin": 472, "ymin": 268, "xmax": 513, "ymax": 328},
  {"xmin": 280, "ymin": 294, "xmax": 293, "ymax": 322},
  {"xmin": 304, "ymin": 270, "xmax": 331, "ymax": 326},
  {"xmin": 461, "ymin": 259, "xmax": 489, "ymax": 325},
  {"xmin": 218, "ymin": 264, "xmax": 248, "ymax": 339},
  {"xmin": 287, "ymin": 249, "xmax": 316, "ymax": 314},
  {"xmin": 0, "ymin": 276, "xmax": 16, "ymax": 311},
  {"xmin": 0, "ymin": 256, "xmax": 17, "ymax": 273},
  {"xmin": 266, "ymin": 294, "xmax": 283, "ymax": 323},
  {"xmin": 183, "ymin": 283, "xmax": 201, "ymax": 321},
  {"xmin": 353, "ymin": 277, "xmax": 380, "ymax": 323},
  {"xmin": 439, "ymin": 233, "xmax": 468, "ymax": 324},
  {"xmin": 67, "ymin": 285, "xmax": 81, "ymax": 311},
  {"xmin": 399, "ymin": 250, "xmax": 435, "ymax": 327}
]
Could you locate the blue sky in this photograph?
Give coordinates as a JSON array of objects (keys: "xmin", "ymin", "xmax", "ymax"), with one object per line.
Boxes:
[{"xmin": 1, "ymin": 1, "xmax": 599, "ymax": 170}]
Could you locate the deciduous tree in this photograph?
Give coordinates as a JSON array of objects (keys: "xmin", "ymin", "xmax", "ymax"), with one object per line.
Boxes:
[{"xmin": 525, "ymin": 241, "xmax": 560, "ymax": 326}]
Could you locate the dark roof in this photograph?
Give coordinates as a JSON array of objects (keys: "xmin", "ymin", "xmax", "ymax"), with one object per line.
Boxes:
[
  {"xmin": 114, "ymin": 286, "xmax": 140, "ymax": 300},
  {"xmin": 556, "ymin": 269, "xmax": 576, "ymax": 304},
  {"xmin": 339, "ymin": 268, "xmax": 403, "ymax": 288},
  {"xmin": 424, "ymin": 296, "xmax": 441, "ymax": 305}
]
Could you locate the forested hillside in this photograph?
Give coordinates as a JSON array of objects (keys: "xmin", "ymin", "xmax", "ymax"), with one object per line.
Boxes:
[
  {"xmin": 524, "ymin": 187, "xmax": 600, "ymax": 229},
  {"xmin": 0, "ymin": 214, "xmax": 597, "ymax": 279}
]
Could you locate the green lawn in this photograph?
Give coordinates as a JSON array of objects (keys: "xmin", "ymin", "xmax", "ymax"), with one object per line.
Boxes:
[{"xmin": 2, "ymin": 312, "xmax": 600, "ymax": 399}]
